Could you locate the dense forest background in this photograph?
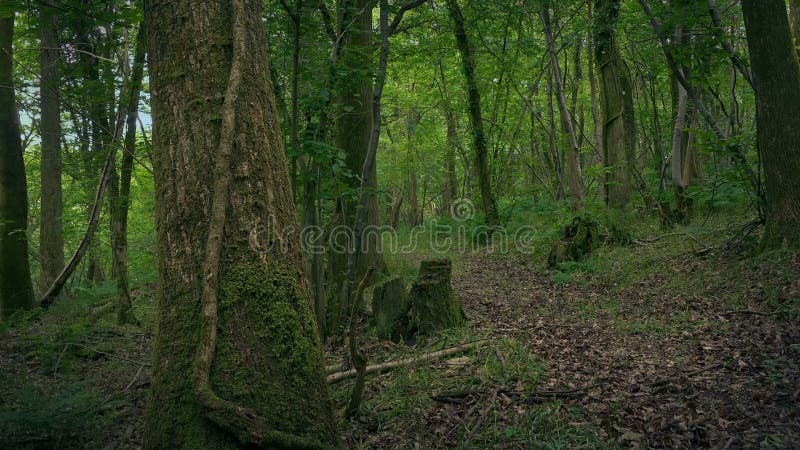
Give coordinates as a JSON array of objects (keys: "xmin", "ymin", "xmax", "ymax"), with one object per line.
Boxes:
[{"xmin": 1, "ymin": 0, "xmax": 800, "ymax": 448}]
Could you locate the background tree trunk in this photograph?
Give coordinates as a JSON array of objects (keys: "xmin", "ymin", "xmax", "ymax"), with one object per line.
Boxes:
[
  {"xmin": 540, "ymin": 4, "xmax": 584, "ymax": 209},
  {"xmin": 595, "ymin": 0, "xmax": 636, "ymax": 208},
  {"xmin": 741, "ymin": 0, "xmax": 800, "ymax": 249},
  {"xmin": 144, "ymin": 0, "xmax": 338, "ymax": 446},
  {"xmin": 326, "ymin": 0, "xmax": 385, "ymax": 335},
  {"xmin": 38, "ymin": 0, "xmax": 65, "ymax": 292},
  {"xmin": 445, "ymin": 0, "xmax": 500, "ymax": 226},
  {"xmin": 790, "ymin": 0, "xmax": 800, "ymax": 58},
  {"xmin": 109, "ymin": 22, "xmax": 145, "ymax": 325},
  {"xmin": 0, "ymin": 7, "xmax": 35, "ymax": 319}
]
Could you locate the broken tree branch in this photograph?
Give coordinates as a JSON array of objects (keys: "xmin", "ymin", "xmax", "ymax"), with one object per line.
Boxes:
[
  {"xmin": 344, "ymin": 266, "xmax": 376, "ymax": 419},
  {"xmin": 328, "ymin": 340, "xmax": 487, "ymax": 383}
]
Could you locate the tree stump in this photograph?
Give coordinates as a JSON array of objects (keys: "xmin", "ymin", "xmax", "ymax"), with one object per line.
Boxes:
[
  {"xmin": 408, "ymin": 259, "xmax": 466, "ymax": 336},
  {"xmin": 548, "ymin": 216, "xmax": 599, "ymax": 267},
  {"xmin": 371, "ymin": 277, "xmax": 411, "ymax": 341}
]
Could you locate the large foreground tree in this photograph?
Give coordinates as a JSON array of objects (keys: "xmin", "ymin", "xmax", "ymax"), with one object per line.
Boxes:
[
  {"xmin": 143, "ymin": 0, "xmax": 338, "ymax": 447},
  {"xmin": 741, "ymin": 0, "xmax": 800, "ymax": 249},
  {"xmin": 1, "ymin": 5, "xmax": 35, "ymax": 319}
]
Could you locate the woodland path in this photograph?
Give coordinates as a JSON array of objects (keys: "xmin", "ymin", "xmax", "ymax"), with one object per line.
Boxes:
[{"xmin": 450, "ymin": 252, "xmax": 800, "ymax": 449}]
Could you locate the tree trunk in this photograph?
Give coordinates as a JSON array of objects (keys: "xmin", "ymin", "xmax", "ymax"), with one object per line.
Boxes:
[
  {"xmin": 671, "ymin": 81, "xmax": 690, "ymax": 223},
  {"xmin": 38, "ymin": 0, "xmax": 65, "ymax": 292},
  {"xmin": 109, "ymin": 22, "xmax": 145, "ymax": 325},
  {"xmin": 587, "ymin": 1, "xmax": 603, "ymax": 155},
  {"xmin": 595, "ymin": 0, "xmax": 636, "ymax": 208},
  {"xmin": 539, "ymin": 4, "xmax": 584, "ymax": 210},
  {"xmin": 143, "ymin": 0, "xmax": 339, "ymax": 447},
  {"xmin": 741, "ymin": 0, "xmax": 800, "ymax": 249},
  {"xmin": 405, "ymin": 109, "xmax": 421, "ymax": 226},
  {"xmin": 792, "ymin": 0, "xmax": 800, "ymax": 59},
  {"xmin": 0, "ymin": 7, "xmax": 35, "ymax": 319},
  {"xmin": 445, "ymin": 0, "xmax": 500, "ymax": 226},
  {"xmin": 326, "ymin": 0, "xmax": 385, "ymax": 335},
  {"xmin": 438, "ymin": 58, "xmax": 459, "ymax": 214}
]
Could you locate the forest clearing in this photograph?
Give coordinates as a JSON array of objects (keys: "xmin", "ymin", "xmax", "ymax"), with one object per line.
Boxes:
[{"xmin": 1, "ymin": 0, "xmax": 800, "ymax": 448}]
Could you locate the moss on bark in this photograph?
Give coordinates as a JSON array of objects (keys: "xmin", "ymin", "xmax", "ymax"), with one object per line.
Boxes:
[{"xmin": 408, "ymin": 259, "xmax": 465, "ymax": 336}]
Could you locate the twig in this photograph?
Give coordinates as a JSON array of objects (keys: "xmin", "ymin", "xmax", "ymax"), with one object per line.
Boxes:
[
  {"xmin": 125, "ymin": 364, "xmax": 145, "ymax": 391},
  {"xmin": 53, "ymin": 342, "xmax": 151, "ymax": 377},
  {"xmin": 720, "ymin": 309, "xmax": 780, "ymax": 317}
]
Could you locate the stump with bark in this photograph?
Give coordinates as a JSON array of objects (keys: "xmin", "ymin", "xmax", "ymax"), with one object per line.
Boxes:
[
  {"xmin": 371, "ymin": 276, "xmax": 411, "ymax": 341},
  {"xmin": 408, "ymin": 259, "xmax": 466, "ymax": 336},
  {"xmin": 548, "ymin": 216, "xmax": 599, "ymax": 267}
]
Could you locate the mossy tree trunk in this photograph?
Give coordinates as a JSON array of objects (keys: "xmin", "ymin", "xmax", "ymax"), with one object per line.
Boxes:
[
  {"xmin": 144, "ymin": 0, "xmax": 338, "ymax": 447},
  {"xmin": 594, "ymin": 0, "xmax": 636, "ymax": 209},
  {"xmin": 741, "ymin": 0, "xmax": 800, "ymax": 250},
  {"xmin": 409, "ymin": 259, "xmax": 465, "ymax": 336},
  {"xmin": 38, "ymin": 0, "xmax": 65, "ymax": 292},
  {"xmin": 326, "ymin": 0, "xmax": 386, "ymax": 336},
  {"xmin": 790, "ymin": 0, "xmax": 800, "ymax": 59},
  {"xmin": 445, "ymin": 0, "xmax": 500, "ymax": 227},
  {"xmin": 0, "ymin": 7, "xmax": 35, "ymax": 319}
]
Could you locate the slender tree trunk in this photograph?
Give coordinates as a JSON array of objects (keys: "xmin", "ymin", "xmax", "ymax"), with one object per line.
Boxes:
[
  {"xmin": 438, "ymin": 58, "xmax": 459, "ymax": 213},
  {"xmin": 671, "ymin": 82, "xmax": 690, "ymax": 223},
  {"xmin": 540, "ymin": 4, "xmax": 584, "ymax": 209},
  {"xmin": 74, "ymin": 11, "xmax": 107, "ymax": 285},
  {"xmin": 38, "ymin": 0, "xmax": 65, "ymax": 292},
  {"xmin": 0, "ymin": 7, "xmax": 35, "ymax": 319},
  {"xmin": 108, "ymin": 22, "xmax": 145, "ymax": 325},
  {"xmin": 287, "ymin": 0, "xmax": 302, "ymax": 201},
  {"xmin": 741, "ymin": 0, "xmax": 800, "ymax": 249},
  {"xmin": 587, "ymin": 1, "xmax": 603, "ymax": 153},
  {"xmin": 792, "ymin": 0, "xmax": 800, "ymax": 58},
  {"xmin": 326, "ymin": 0, "xmax": 385, "ymax": 335},
  {"xmin": 445, "ymin": 0, "xmax": 500, "ymax": 226},
  {"xmin": 405, "ymin": 109, "xmax": 421, "ymax": 226},
  {"xmin": 595, "ymin": 0, "xmax": 636, "ymax": 208},
  {"xmin": 143, "ymin": 0, "xmax": 339, "ymax": 447}
]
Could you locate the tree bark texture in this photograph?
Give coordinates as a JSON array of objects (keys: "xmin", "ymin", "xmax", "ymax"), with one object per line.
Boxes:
[
  {"xmin": 594, "ymin": 0, "xmax": 636, "ymax": 208},
  {"xmin": 0, "ymin": 7, "xmax": 35, "ymax": 319},
  {"xmin": 38, "ymin": 0, "xmax": 65, "ymax": 292},
  {"xmin": 144, "ymin": 0, "xmax": 338, "ymax": 447},
  {"xmin": 741, "ymin": 0, "xmax": 800, "ymax": 249}
]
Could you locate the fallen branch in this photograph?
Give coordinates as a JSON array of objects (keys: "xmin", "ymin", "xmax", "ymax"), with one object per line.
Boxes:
[
  {"xmin": 53, "ymin": 342, "xmax": 151, "ymax": 377},
  {"xmin": 327, "ymin": 340, "xmax": 486, "ymax": 383},
  {"xmin": 720, "ymin": 309, "xmax": 780, "ymax": 317}
]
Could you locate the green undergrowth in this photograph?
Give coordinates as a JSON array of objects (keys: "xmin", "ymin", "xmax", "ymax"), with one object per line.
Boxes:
[
  {"xmin": 0, "ymin": 280, "xmax": 154, "ymax": 448},
  {"xmin": 332, "ymin": 327, "xmax": 610, "ymax": 449}
]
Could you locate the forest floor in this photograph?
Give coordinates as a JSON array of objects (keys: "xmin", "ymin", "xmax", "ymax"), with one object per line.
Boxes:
[{"xmin": 1, "ymin": 211, "xmax": 799, "ymax": 449}]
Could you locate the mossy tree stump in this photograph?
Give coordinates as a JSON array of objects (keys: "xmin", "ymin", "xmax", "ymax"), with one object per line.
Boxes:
[
  {"xmin": 408, "ymin": 259, "xmax": 466, "ymax": 336},
  {"xmin": 371, "ymin": 277, "xmax": 411, "ymax": 341},
  {"xmin": 548, "ymin": 216, "xmax": 599, "ymax": 267}
]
